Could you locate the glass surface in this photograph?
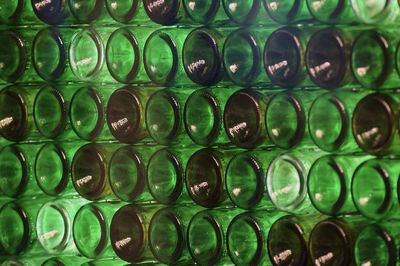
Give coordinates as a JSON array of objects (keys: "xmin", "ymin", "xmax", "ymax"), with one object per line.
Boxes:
[{"xmin": 0, "ymin": 31, "xmax": 26, "ymax": 83}]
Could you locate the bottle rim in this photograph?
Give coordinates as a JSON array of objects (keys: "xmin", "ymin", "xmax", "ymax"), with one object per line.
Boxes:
[
  {"xmin": 68, "ymin": 0, "xmax": 104, "ymax": 23},
  {"xmin": 73, "ymin": 203, "xmax": 108, "ymax": 258},
  {"xmin": 0, "ymin": 145, "xmax": 28, "ymax": 197},
  {"xmin": 147, "ymin": 148, "xmax": 183, "ymax": 204},
  {"xmin": 264, "ymin": 0, "xmax": 302, "ymax": 24},
  {"xmin": 306, "ymin": 0, "xmax": 346, "ymax": 22},
  {"xmin": 184, "ymin": 89, "xmax": 221, "ymax": 146},
  {"xmin": 0, "ymin": 30, "xmax": 27, "ymax": 83},
  {"xmin": 31, "ymin": 0, "xmax": 67, "ymax": 25},
  {"xmin": 350, "ymin": 0, "xmax": 394, "ymax": 24},
  {"xmin": 0, "ymin": 0, "xmax": 24, "ymax": 24},
  {"xmin": 227, "ymin": 212, "xmax": 264, "ymax": 265},
  {"xmin": 142, "ymin": 0, "xmax": 180, "ymax": 25},
  {"xmin": 222, "ymin": 0, "xmax": 261, "ymax": 25},
  {"xmin": 34, "ymin": 143, "xmax": 69, "ymax": 196},
  {"xmin": 143, "ymin": 30, "xmax": 179, "ymax": 85},
  {"xmin": 183, "ymin": 0, "xmax": 220, "ymax": 23},
  {"xmin": 105, "ymin": 0, "xmax": 139, "ymax": 23},
  {"xmin": 32, "ymin": 28, "xmax": 66, "ymax": 82}
]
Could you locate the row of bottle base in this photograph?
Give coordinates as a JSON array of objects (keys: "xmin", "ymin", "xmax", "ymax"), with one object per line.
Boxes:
[
  {"xmin": 2, "ymin": 26, "xmax": 400, "ymax": 90},
  {"xmin": 2, "ymin": 0, "xmax": 399, "ymax": 26},
  {"xmin": 2, "ymin": 142, "xmax": 400, "ymax": 221},
  {"xmin": 0, "ymin": 200, "xmax": 396, "ymax": 266}
]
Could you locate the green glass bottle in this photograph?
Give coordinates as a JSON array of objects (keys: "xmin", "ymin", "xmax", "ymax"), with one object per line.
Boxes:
[
  {"xmin": 266, "ymin": 152, "xmax": 323, "ymax": 214},
  {"xmin": 227, "ymin": 211, "xmax": 285, "ymax": 265},
  {"xmin": 305, "ymin": 27, "xmax": 355, "ymax": 89},
  {"xmin": 264, "ymin": 26, "xmax": 312, "ymax": 88},
  {"xmin": 41, "ymin": 257, "xmax": 90, "ymax": 266},
  {"xmin": 110, "ymin": 204, "xmax": 159, "ymax": 263},
  {"xmin": 68, "ymin": 0, "xmax": 106, "ymax": 24},
  {"xmin": 187, "ymin": 208, "xmax": 242, "ymax": 265},
  {"xmin": 71, "ymin": 143, "xmax": 119, "ymax": 201},
  {"xmin": 266, "ymin": 90, "xmax": 320, "ymax": 149},
  {"xmin": 184, "ymin": 87, "xmax": 238, "ymax": 147},
  {"xmin": 70, "ymin": 86, "xmax": 114, "ymax": 141},
  {"xmin": 143, "ymin": 28, "xmax": 191, "ymax": 86},
  {"xmin": 182, "ymin": 27, "xmax": 227, "ymax": 86},
  {"xmin": 309, "ymin": 216, "xmax": 368, "ymax": 266},
  {"xmin": 145, "ymin": 88, "xmax": 195, "ymax": 146},
  {"xmin": 352, "ymin": 158, "xmax": 400, "ymax": 220},
  {"xmin": 80, "ymin": 259, "xmax": 129, "ymax": 266},
  {"xmin": 226, "ymin": 150, "xmax": 281, "ymax": 210},
  {"xmin": 182, "ymin": 0, "xmax": 228, "ymax": 24},
  {"xmin": 221, "ymin": 0, "xmax": 271, "ymax": 25},
  {"xmin": 149, "ymin": 207, "xmax": 199, "ymax": 265},
  {"xmin": 224, "ymin": 88, "xmax": 270, "ymax": 149},
  {"xmin": 306, "ymin": 0, "xmax": 356, "ymax": 24},
  {"xmin": 36, "ymin": 199, "xmax": 87, "ymax": 255},
  {"xmin": 31, "ymin": 0, "xmax": 69, "ymax": 24},
  {"xmin": 309, "ymin": 89, "xmax": 370, "ymax": 153},
  {"xmin": 142, "ymin": 0, "xmax": 183, "ymax": 25},
  {"xmin": 105, "ymin": 0, "xmax": 148, "ymax": 24},
  {"xmin": 106, "ymin": 86, "xmax": 153, "ymax": 144},
  {"xmin": 351, "ymin": 0, "xmax": 400, "ymax": 24},
  {"xmin": 0, "ymin": 257, "xmax": 48, "ymax": 266},
  {"xmin": 35, "ymin": 142, "xmax": 81, "ymax": 197},
  {"xmin": 308, "ymin": 154, "xmax": 372, "ymax": 216},
  {"xmin": 109, "ymin": 145, "xmax": 155, "ymax": 202},
  {"xmin": 0, "ymin": 144, "xmax": 41, "ymax": 198},
  {"xmin": 352, "ymin": 92, "xmax": 400, "ymax": 155},
  {"xmin": 355, "ymin": 223, "xmax": 400, "ymax": 266},
  {"xmin": 0, "ymin": 1, "xmax": 40, "ymax": 25},
  {"xmin": 185, "ymin": 148, "xmax": 237, "ymax": 208},
  {"xmin": 263, "ymin": 0, "xmax": 312, "ymax": 24},
  {"xmin": 147, "ymin": 147, "xmax": 192, "ymax": 204},
  {"xmin": 352, "ymin": 29, "xmax": 400, "ymax": 89},
  {"xmin": 223, "ymin": 28, "xmax": 271, "ymax": 86},
  {"xmin": 73, "ymin": 202, "xmax": 125, "ymax": 259}
]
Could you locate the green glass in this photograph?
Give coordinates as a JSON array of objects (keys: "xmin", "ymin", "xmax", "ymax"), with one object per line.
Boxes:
[
  {"xmin": 145, "ymin": 88, "xmax": 195, "ymax": 146},
  {"xmin": 35, "ymin": 143, "xmax": 81, "ymax": 197},
  {"xmin": 0, "ymin": 144, "xmax": 41, "ymax": 198},
  {"xmin": 309, "ymin": 89, "xmax": 370, "ymax": 153},
  {"xmin": 70, "ymin": 86, "xmax": 114, "ymax": 141},
  {"xmin": 264, "ymin": 26, "xmax": 312, "ymax": 88},
  {"xmin": 266, "ymin": 151, "xmax": 322, "ymax": 214},
  {"xmin": 222, "ymin": 0, "xmax": 272, "ymax": 25},
  {"xmin": 182, "ymin": 27, "xmax": 227, "ymax": 86},
  {"xmin": 105, "ymin": 0, "xmax": 148, "ymax": 24},
  {"xmin": 142, "ymin": 0, "xmax": 184, "ymax": 25},
  {"xmin": 226, "ymin": 150, "xmax": 281, "ymax": 210},
  {"xmin": 306, "ymin": 0, "xmax": 356, "ymax": 24},
  {"xmin": 351, "ymin": 0, "xmax": 400, "ymax": 24},
  {"xmin": 184, "ymin": 87, "xmax": 238, "ymax": 147},
  {"xmin": 149, "ymin": 207, "xmax": 198, "ymax": 264},
  {"xmin": 308, "ymin": 154, "xmax": 371, "ymax": 216},
  {"xmin": 71, "ymin": 143, "xmax": 118, "ymax": 201},
  {"xmin": 36, "ymin": 199, "xmax": 87, "ymax": 255},
  {"xmin": 0, "ymin": 0, "xmax": 41, "ymax": 25},
  {"xmin": 224, "ymin": 88, "xmax": 270, "ymax": 149},
  {"xmin": 223, "ymin": 28, "xmax": 271, "ymax": 86},
  {"xmin": 109, "ymin": 145, "xmax": 154, "ymax": 202},
  {"xmin": 355, "ymin": 223, "xmax": 400, "ymax": 266},
  {"xmin": 352, "ymin": 158, "xmax": 400, "ymax": 220},
  {"xmin": 31, "ymin": 0, "xmax": 69, "ymax": 24},
  {"xmin": 309, "ymin": 216, "xmax": 368, "ymax": 266},
  {"xmin": 0, "ymin": 257, "xmax": 48, "ymax": 266},
  {"xmin": 185, "ymin": 148, "xmax": 237, "ymax": 208},
  {"xmin": 266, "ymin": 90, "xmax": 320, "ymax": 149},
  {"xmin": 227, "ymin": 211, "xmax": 285, "ymax": 265},
  {"xmin": 263, "ymin": 0, "xmax": 312, "ymax": 24},
  {"xmin": 352, "ymin": 29, "xmax": 400, "ymax": 89},
  {"xmin": 352, "ymin": 92, "xmax": 400, "ymax": 155},
  {"xmin": 106, "ymin": 86, "xmax": 153, "ymax": 144},
  {"xmin": 187, "ymin": 208, "xmax": 242, "ymax": 265},
  {"xmin": 73, "ymin": 202, "xmax": 124, "ymax": 259},
  {"xmin": 143, "ymin": 28, "xmax": 191, "ymax": 86},
  {"xmin": 305, "ymin": 27, "xmax": 355, "ymax": 89},
  {"xmin": 68, "ymin": 0, "xmax": 107, "ymax": 24},
  {"xmin": 80, "ymin": 259, "xmax": 129, "ymax": 266},
  {"xmin": 182, "ymin": 0, "xmax": 228, "ymax": 24},
  {"xmin": 41, "ymin": 257, "xmax": 90, "ymax": 266},
  {"xmin": 110, "ymin": 204, "xmax": 159, "ymax": 263},
  {"xmin": 147, "ymin": 147, "xmax": 192, "ymax": 204}
]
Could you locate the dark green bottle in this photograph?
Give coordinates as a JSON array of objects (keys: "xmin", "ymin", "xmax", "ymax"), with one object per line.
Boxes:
[
  {"xmin": 184, "ymin": 87, "xmax": 238, "ymax": 147},
  {"xmin": 105, "ymin": 0, "xmax": 148, "ymax": 24},
  {"xmin": 142, "ymin": 0, "xmax": 183, "ymax": 25},
  {"xmin": 263, "ymin": 0, "xmax": 312, "ymax": 24},
  {"xmin": 309, "ymin": 89, "xmax": 370, "ymax": 153},
  {"xmin": 31, "ymin": 0, "xmax": 69, "ymax": 24},
  {"xmin": 352, "ymin": 158, "xmax": 400, "ymax": 220},
  {"xmin": 222, "ymin": 0, "xmax": 271, "ymax": 25},
  {"xmin": 182, "ymin": 0, "xmax": 228, "ymax": 24},
  {"xmin": 0, "ymin": 1, "xmax": 40, "ymax": 25},
  {"xmin": 224, "ymin": 88, "xmax": 270, "ymax": 149},
  {"xmin": 306, "ymin": 0, "xmax": 355, "ymax": 24},
  {"xmin": 352, "ymin": 92, "xmax": 400, "ymax": 155},
  {"xmin": 308, "ymin": 154, "xmax": 372, "ymax": 216},
  {"xmin": 147, "ymin": 147, "xmax": 192, "ymax": 204},
  {"xmin": 187, "ymin": 208, "xmax": 242, "ymax": 265}
]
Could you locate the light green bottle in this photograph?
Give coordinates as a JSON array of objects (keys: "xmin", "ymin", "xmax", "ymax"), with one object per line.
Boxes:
[
  {"xmin": 182, "ymin": 0, "xmax": 228, "ymax": 24},
  {"xmin": 351, "ymin": 0, "xmax": 400, "ymax": 24},
  {"xmin": 0, "ymin": 1, "xmax": 41, "ymax": 25},
  {"xmin": 306, "ymin": 0, "xmax": 356, "ymax": 24},
  {"xmin": 221, "ymin": 0, "xmax": 272, "ymax": 25},
  {"xmin": 41, "ymin": 257, "xmax": 90, "ymax": 266},
  {"xmin": 263, "ymin": 0, "xmax": 312, "ymax": 24},
  {"xmin": 105, "ymin": 0, "xmax": 148, "ymax": 24}
]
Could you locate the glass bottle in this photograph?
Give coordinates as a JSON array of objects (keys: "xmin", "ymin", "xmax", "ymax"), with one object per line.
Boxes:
[
  {"xmin": 309, "ymin": 89, "xmax": 370, "ymax": 153},
  {"xmin": 350, "ymin": 0, "xmax": 400, "ymax": 24},
  {"xmin": 142, "ymin": 0, "xmax": 184, "ymax": 25},
  {"xmin": 352, "ymin": 158, "xmax": 400, "ymax": 220},
  {"xmin": 67, "ymin": 0, "xmax": 107, "ymax": 24},
  {"xmin": 182, "ymin": 0, "xmax": 228, "ymax": 25},
  {"xmin": 31, "ymin": 0, "xmax": 69, "ymax": 24},
  {"xmin": 41, "ymin": 257, "xmax": 90, "ymax": 265},
  {"xmin": 0, "ymin": 0, "xmax": 40, "ymax": 25},
  {"xmin": 221, "ymin": 0, "xmax": 272, "ymax": 25},
  {"xmin": 223, "ymin": 88, "xmax": 270, "ymax": 149},
  {"xmin": 71, "ymin": 143, "xmax": 118, "ymax": 201},
  {"xmin": 263, "ymin": 0, "xmax": 312, "ymax": 24},
  {"xmin": 306, "ymin": 0, "xmax": 355, "ymax": 24},
  {"xmin": 147, "ymin": 147, "xmax": 193, "ymax": 204},
  {"xmin": 143, "ymin": 28, "xmax": 192, "ymax": 86},
  {"xmin": 73, "ymin": 202, "xmax": 125, "ymax": 259},
  {"xmin": 105, "ymin": 0, "xmax": 148, "ymax": 24},
  {"xmin": 182, "ymin": 27, "xmax": 227, "ymax": 86},
  {"xmin": 308, "ymin": 154, "xmax": 372, "ymax": 216},
  {"xmin": 145, "ymin": 88, "xmax": 195, "ymax": 146},
  {"xmin": 184, "ymin": 87, "xmax": 238, "ymax": 147}
]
